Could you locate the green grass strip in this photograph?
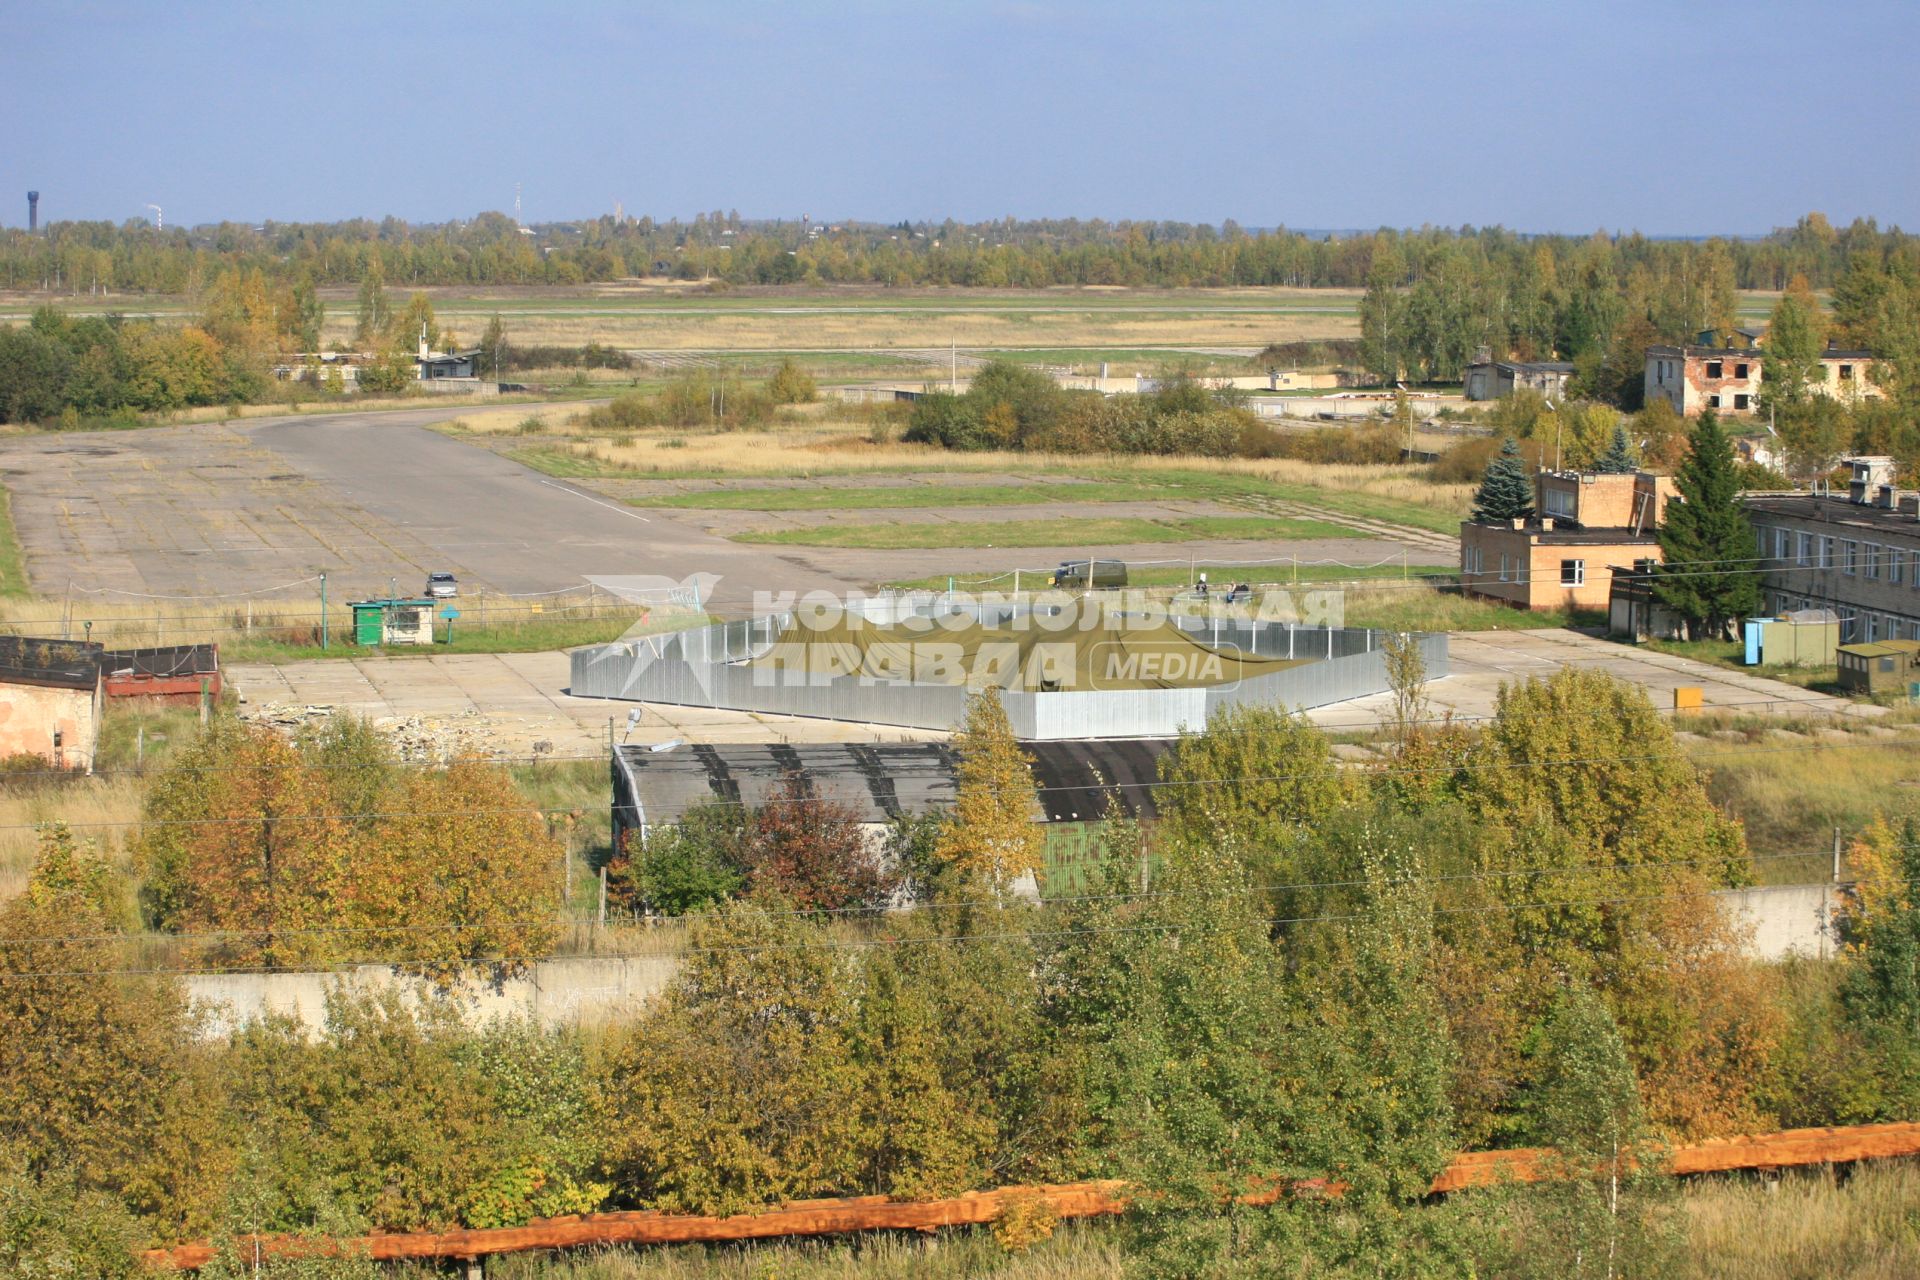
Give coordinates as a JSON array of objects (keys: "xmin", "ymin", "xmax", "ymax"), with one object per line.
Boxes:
[
  {"xmin": 731, "ymin": 515, "xmax": 1355, "ymax": 550},
  {"xmin": 0, "ymin": 484, "xmax": 28, "ymax": 597}
]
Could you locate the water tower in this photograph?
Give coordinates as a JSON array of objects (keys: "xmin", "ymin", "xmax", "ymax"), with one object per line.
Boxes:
[{"xmin": 27, "ymin": 191, "xmax": 38, "ymax": 232}]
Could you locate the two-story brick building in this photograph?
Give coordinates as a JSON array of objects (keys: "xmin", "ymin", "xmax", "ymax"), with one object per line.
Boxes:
[
  {"xmin": 1745, "ymin": 457, "xmax": 1920, "ymax": 644},
  {"xmin": 1645, "ymin": 329, "xmax": 1882, "ymax": 417},
  {"xmin": 1460, "ymin": 469, "xmax": 1678, "ymax": 612},
  {"xmin": 1645, "ymin": 329, "xmax": 1764, "ymax": 416}
]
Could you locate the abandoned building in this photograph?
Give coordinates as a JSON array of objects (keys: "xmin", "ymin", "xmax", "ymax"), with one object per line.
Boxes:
[
  {"xmin": 1459, "ymin": 469, "xmax": 1676, "ymax": 612},
  {"xmin": 1645, "ymin": 329, "xmax": 1882, "ymax": 416},
  {"xmin": 1462, "ymin": 357, "xmax": 1575, "ymax": 402},
  {"xmin": 0, "ymin": 636, "xmax": 104, "ymax": 771}
]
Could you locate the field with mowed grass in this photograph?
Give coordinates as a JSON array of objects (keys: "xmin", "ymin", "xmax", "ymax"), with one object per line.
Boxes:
[
  {"xmin": 731, "ymin": 514, "xmax": 1357, "ymax": 550},
  {"xmin": 447, "ymin": 407, "xmax": 1475, "ymax": 543}
]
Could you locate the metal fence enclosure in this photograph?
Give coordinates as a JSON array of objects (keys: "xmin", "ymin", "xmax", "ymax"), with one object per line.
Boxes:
[{"xmin": 570, "ymin": 609, "xmax": 1450, "ymax": 740}]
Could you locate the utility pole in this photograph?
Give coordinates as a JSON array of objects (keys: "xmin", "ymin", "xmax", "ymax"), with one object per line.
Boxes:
[{"xmin": 319, "ymin": 574, "xmax": 328, "ymax": 649}]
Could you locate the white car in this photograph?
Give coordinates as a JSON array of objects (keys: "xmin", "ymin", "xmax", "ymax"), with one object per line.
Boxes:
[{"xmin": 425, "ymin": 572, "xmax": 459, "ymax": 599}]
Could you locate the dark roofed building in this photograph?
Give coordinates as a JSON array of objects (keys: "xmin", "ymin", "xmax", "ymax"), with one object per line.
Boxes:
[
  {"xmin": 1463, "ymin": 359, "xmax": 1575, "ymax": 402},
  {"xmin": 611, "ymin": 738, "xmax": 1176, "ymax": 847},
  {"xmin": 0, "ymin": 636, "xmax": 104, "ymax": 770}
]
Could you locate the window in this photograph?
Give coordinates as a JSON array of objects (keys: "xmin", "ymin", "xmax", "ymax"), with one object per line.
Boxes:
[
  {"xmin": 1735, "ymin": 363, "xmax": 1749, "ymax": 379},
  {"xmin": 1866, "ymin": 614, "xmax": 1879, "ymax": 642},
  {"xmin": 1464, "ymin": 545, "xmax": 1483, "ymax": 574},
  {"xmin": 1866, "ymin": 544, "xmax": 1882, "ymax": 580},
  {"xmin": 1756, "ymin": 526, "xmax": 1769, "ymax": 557},
  {"xmin": 1498, "ymin": 553, "xmax": 1511, "ymax": 583},
  {"xmin": 1797, "ymin": 532, "xmax": 1812, "ymax": 566},
  {"xmin": 1633, "ymin": 557, "xmax": 1657, "ymax": 574},
  {"xmin": 1841, "ymin": 364, "xmax": 1855, "ymax": 381},
  {"xmin": 1560, "ymin": 559, "xmax": 1585, "ymax": 587},
  {"xmin": 1734, "ymin": 393, "xmax": 1751, "ymax": 410},
  {"xmin": 1707, "ymin": 360, "xmax": 1724, "ymax": 378},
  {"xmin": 1821, "ymin": 536, "xmax": 1835, "ymax": 569},
  {"xmin": 1892, "ymin": 549, "xmax": 1905, "ymax": 585},
  {"xmin": 1843, "ymin": 540, "xmax": 1858, "ymax": 575},
  {"xmin": 1777, "ymin": 529, "xmax": 1791, "ymax": 560},
  {"xmin": 1544, "ymin": 487, "xmax": 1575, "ymax": 518},
  {"xmin": 1708, "ymin": 394, "xmax": 1723, "ymax": 408}
]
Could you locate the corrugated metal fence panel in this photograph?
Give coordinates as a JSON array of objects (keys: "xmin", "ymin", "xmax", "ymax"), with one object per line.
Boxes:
[{"xmin": 571, "ymin": 629, "xmax": 1452, "ymax": 739}]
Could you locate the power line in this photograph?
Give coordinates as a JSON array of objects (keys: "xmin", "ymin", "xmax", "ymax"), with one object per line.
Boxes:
[{"xmin": 1, "ymin": 878, "xmax": 1896, "ymax": 984}]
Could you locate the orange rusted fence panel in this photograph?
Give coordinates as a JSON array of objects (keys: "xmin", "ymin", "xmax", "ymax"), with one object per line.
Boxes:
[{"xmin": 142, "ymin": 1122, "xmax": 1920, "ymax": 1271}]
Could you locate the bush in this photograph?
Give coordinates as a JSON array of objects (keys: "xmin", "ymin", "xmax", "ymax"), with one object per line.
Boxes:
[{"xmin": 768, "ymin": 357, "xmax": 817, "ymax": 404}]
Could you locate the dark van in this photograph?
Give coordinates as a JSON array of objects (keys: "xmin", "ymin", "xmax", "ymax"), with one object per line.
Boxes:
[{"xmin": 1051, "ymin": 559, "xmax": 1128, "ymax": 589}]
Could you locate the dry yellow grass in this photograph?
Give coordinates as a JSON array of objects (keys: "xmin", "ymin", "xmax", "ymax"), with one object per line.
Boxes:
[
  {"xmin": 1681, "ymin": 1161, "xmax": 1920, "ymax": 1280},
  {"xmin": 520, "ymin": 417, "xmax": 1474, "ymax": 516},
  {"xmin": 320, "ymin": 301, "xmax": 1356, "ymax": 352},
  {"xmin": 0, "ymin": 590, "xmax": 635, "ymax": 650},
  {"xmin": 0, "ymin": 775, "xmax": 145, "ymax": 900}
]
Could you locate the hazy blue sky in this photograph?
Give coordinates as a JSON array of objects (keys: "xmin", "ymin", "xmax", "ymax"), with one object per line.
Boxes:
[{"xmin": 7, "ymin": 0, "xmax": 1916, "ymax": 234}]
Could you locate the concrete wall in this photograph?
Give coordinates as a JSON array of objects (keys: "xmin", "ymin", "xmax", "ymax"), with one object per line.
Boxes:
[
  {"xmin": 182, "ymin": 881, "xmax": 1838, "ymax": 1037},
  {"xmin": 0, "ymin": 679, "xmax": 98, "ymax": 771},
  {"xmin": 187, "ymin": 953, "xmax": 682, "ymax": 1039},
  {"xmin": 1720, "ymin": 882, "xmax": 1839, "ymax": 960}
]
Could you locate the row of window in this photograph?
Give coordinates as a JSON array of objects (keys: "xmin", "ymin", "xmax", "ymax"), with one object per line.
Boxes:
[
  {"xmin": 1462, "ymin": 546, "xmax": 1587, "ymax": 587},
  {"xmin": 1703, "ymin": 360, "xmax": 1751, "ymax": 380},
  {"xmin": 1758, "ymin": 524, "xmax": 1920, "ymax": 587},
  {"xmin": 1706, "ymin": 392, "xmax": 1752, "ymax": 411}
]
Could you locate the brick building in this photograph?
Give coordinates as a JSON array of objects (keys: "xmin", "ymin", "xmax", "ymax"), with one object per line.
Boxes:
[
  {"xmin": 1460, "ymin": 470, "xmax": 1678, "ymax": 612},
  {"xmin": 1745, "ymin": 457, "xmax": 1920, "ymax": 644},
  {"xmin": 1645, "ymin": 329, "xmax": 1882, "ymax": 417}
]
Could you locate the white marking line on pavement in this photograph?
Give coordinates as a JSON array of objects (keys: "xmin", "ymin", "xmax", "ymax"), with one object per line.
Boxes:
[{"xmin": 538, "ymin": 479, "xmax": 650, "ymax": 523}]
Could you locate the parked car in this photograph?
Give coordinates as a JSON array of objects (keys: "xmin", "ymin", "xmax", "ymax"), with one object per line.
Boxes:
[
  {"xmin": 1051, "ymin": 559, "xmax": 1128, "ymax": 589},
  {"xmin": 425, "ymin": 572, "xmax": 459, "ymax": 599}
]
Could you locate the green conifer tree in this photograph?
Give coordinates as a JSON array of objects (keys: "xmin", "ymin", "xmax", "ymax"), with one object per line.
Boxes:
[
  {"xmin": 1471, "ymin": 438, "xmax": 1535, "ymax": 522},
  {"xmin": 1654, "ymin": 410, "xmax": 1762, "ymax": 639},
  {"xmin": 1595, "ymin": 422, "xmax": 1637, "ymax": 474}
]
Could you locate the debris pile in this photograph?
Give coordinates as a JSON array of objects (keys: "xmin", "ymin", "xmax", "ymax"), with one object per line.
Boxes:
[{"xmin": 240, "ymin": 703, "xmax": 507, "ymax": 762}]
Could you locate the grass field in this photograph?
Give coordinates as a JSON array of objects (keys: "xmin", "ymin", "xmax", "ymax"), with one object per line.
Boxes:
[
  {"xmin": 0, "ymin": 484, "xmax": 26, "ymax": 597},
  {"xmin": 1695, "ymin": 713, "xmax": 1920, "ymax": 865},
  {"xmin": 731, "ymin": 514, "xmax": 1356, "ymax": 550},
  {"xmin": 420, "ymin": 1159, "xmax": 1920, "ymax": 1279},
  {"xmin": 480, "ymin": 415, "xmax": 1474, "ymax": 537},
  {"xmin": 627, "ymin": 476, "xmax": 1263, "ymax": 512},
  {"xmin": 0, "ymin": 593, "xmax": 701, "ymax": 657},
  {"xmin": 302, "ymin": 284, "xmax": 1362, "ymax": 352}
]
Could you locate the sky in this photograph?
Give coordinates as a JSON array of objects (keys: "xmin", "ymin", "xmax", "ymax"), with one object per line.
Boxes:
[{"xmin": 5, "ymin": 0, "xmax": 1918, "ymax": 236}]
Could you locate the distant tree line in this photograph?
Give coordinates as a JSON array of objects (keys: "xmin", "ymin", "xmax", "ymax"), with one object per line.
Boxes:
[{"xmin": 1, "ymin": 209, "xmax": 1910, "ymax": 295}]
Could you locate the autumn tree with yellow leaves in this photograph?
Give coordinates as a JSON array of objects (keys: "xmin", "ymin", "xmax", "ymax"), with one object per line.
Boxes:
[
  {"xmin": 933, "ymin": 688, "xmax": 1044, "ymax": 893},
  {"xmin": 136, "ymin": 715, "xmax": 560, "ymax": 976}
]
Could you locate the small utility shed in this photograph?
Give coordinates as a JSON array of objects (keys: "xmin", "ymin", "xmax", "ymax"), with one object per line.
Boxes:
[
  {"xmin": 1836, "ymin": 639, "xmax": 1920, "ymax": 695},
  {"xmin": 0, "ymin": 636, "xmax": 104, "ymax": 770},
  {"xmin": 1742, "ymin": 611, "xmax": 1840, "ymax": 668},
  {"xmin": 349, "ymin": 598, "xmax": 438, "ymax": 646},
  {"xmin": 611, "ymin": 738, "xmax": 1175, "ymax": 850}
]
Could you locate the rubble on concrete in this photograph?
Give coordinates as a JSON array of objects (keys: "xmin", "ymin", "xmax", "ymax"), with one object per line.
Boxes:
[{"xmin": 239, "ymin": 702, "xmax": 509, "ymax": 762}]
